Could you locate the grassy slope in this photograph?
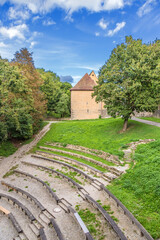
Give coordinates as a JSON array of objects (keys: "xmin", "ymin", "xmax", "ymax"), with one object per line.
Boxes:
[
  {"xmin": 108, "ymin": 140, "xmax": 160, "ymax": 239},
  {"xmin": 139, "ymin": 117, "xmax": 160, "ymax": 123},
  {"xmin": 0, "ymin": 141, "xmax": 17, "ymax": 157},
  {"xmin": 0, "ymin": 121, "xmax": 48, "ymax": 157},
  {"xmin": 36, "ymin": 118, "xmax": 160, "ymax": 239},
  {"xmin": 36, "ymin": 118, "xmax": 160, "ymax": 157}
]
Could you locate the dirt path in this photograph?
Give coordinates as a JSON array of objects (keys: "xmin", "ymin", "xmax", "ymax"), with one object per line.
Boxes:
[
  {"xmin": 0, "ymin": 122, "xmax": 57, "ymax": 179},
  {"xmin": 131, "ymin": 117, "xmax": 160, "ymax": 127}
]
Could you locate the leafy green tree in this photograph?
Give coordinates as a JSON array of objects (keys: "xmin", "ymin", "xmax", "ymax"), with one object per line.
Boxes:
[
  {"xmin": 55, "ymin": 93, "xmax": 70, "ymax": 117},
  {"xmin": 93, "ymin": 36, "xmax": 160, "ymax": 131},
  {"xmin": 38, "ymin": 68, "xmax": 62, "ymax": 113},
  {"xmin": 0, "ymin": 56, "xmax": 33, "ymax": 140},
  {"xmin": 39, "ymin": 68, "xmax": 72, "ymax": 117}
]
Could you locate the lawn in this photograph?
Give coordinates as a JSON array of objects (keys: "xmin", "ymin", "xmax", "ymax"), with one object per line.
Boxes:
[
  {"xmin": 108, "ymin": 140, "xmax": 160, "ymax": 239},
  {"xmin": 139, "ymin": 116, "xmax": 160, "ymax": 123},
  {"xmin": 35, "ymin": 118, "xmax": 160, "ymax": 239},
  {"xmin": 36, "ymin": 118, "xmax": 160, "ymax": 157}
]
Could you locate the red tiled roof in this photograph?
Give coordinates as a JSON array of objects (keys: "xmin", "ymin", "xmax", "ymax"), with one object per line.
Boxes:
[{"xmin": 70, "ymin": 73, "xmax": 97, "ymax": 91}]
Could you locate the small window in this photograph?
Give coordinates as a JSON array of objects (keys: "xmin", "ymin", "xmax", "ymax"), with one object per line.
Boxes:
[{"xmin": 87, "ymin": 109, "xmax": 89, "ymax": 113}]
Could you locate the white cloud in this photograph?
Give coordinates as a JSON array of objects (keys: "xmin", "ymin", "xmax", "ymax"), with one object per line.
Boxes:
[
  {"xmin": 32, "ymin": 15, "xmax": 41, "ymax": 22},
  {"xmin": 75, "ymin": 64, "xmax": 101, "ymax": 71},
  {"xmin": 137, "ymin": 0, "xmax": 156, "ymax": 17},
  {"xmin": 30, "ymin": 41, "xmax": 37, "ymax": 48},
  {"xmin": 98, "ymin": 18, "xmax": 109, "ymax": 30},
  {"xmin": 107, "ymin": 21, "xmax": 126, "ymax": 36},
  {"xmin": 0, "ymin": 24, "xmax": 28, "ymax": 40},
  {"xmin": 8, "ymin": 6, "xmax": 30, "ymax": 20},
  {"xmin": 0, "ymin": 42, "xmax": 8, "ymax": 47},
  {"xmin": 95, "ymin": 32, "xmax": 100, "ymax": 36},
  {"xmin": 1, "ymin": 0, "xmax": 125, "ymax": 14},
  {"xmin": 43, "ymin": 19, "xmax": 56, "ymax": 26}
]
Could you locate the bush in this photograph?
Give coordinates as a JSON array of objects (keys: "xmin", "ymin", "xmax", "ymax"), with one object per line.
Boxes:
[
  {"xmin": 7, "ymin": 111, "xmax": 33, "ymax": 139},
  {"xmin": 48, "ymin": 111, "xmax": 61, "ymax": 118},
  {"xmin": 0, "ymin": 122, "xmax": 7, "ymax": 141}
]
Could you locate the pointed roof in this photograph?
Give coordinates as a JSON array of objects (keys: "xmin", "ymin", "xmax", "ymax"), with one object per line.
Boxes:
[
  {"xmin": 89, "ymin": 71, "xmax": 98, "ymax": 83},
  {"xmin": 70, "ymin": 73, "xmax": 97, "ymax": 91}
]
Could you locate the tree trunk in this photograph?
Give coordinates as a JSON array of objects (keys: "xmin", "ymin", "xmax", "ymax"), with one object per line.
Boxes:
[{"xmin": 122, "ymin": 118, "xmax": 128, "ymax": 132}]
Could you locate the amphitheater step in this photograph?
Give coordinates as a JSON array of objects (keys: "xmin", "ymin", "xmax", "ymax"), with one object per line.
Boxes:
[
  {"xmin": 46, "ymin": 142, "xmax": 120, "ymax": 165},
  {"xmin": 29, "ymin": 223, "xmax": 40, "ymax": 236}
]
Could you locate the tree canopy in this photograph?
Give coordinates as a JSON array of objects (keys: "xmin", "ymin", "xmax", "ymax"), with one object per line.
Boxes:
[
  {"xmin": 12, "ymin": 48, "xmax": 46, "ymax": 131},
  {"xmin": 93, "ymin": 36, "xmax": 160, "ymax": 131},
  {"xmin": 0, "ymin": 57, "xmax": 33, "ymax": 140},
  {"xmin": 38, "ymin": 68, "xmax": 71, "ymax": 118},
  {"xmin": 0, "ymin": 48, "xmax": 72, "ymax": 142}
]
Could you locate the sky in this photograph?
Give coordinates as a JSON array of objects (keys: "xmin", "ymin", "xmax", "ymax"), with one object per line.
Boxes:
[{"xmin": 0, "ymin": 0, "xmax": 160, "ymax": 86}]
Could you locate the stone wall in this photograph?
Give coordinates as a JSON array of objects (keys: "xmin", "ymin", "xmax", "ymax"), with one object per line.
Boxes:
[
  {"xmin": 134, "ymin": 111, "xmax": 153, "ymax": 117},
  {"xmin": 71, "ymin": 90, "xmax": 108, "ymax": 120},
  {"xmin": 134, "ymin": 105, "xmax": 160, "ymax": 118},
  {"xmin": 153, "ymin": 109, "xmax": 160, "ymax": 118}
]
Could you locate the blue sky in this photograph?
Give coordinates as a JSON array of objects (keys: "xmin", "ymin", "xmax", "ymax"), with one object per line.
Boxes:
[{"xmin": 0, "ymin": 0, "xmax": 160, "ymax": 85}]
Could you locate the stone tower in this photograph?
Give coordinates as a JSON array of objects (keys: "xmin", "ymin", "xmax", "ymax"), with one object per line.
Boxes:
[{"xmin": 70, "ymin": 71, "xmax": 107, "ymax": 120}]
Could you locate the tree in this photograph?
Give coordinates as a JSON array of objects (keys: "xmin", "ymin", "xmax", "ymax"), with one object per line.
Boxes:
[
  {"xmin": 0, "ymin": 56, "xmax": 34, "ymax": 140},
  {"xmin": 93, "ymin": 36, "xmax": 160, "ymax": 131},
  {"xmin": 12, "ymin": 48, "xmax": 46, "ymax": 131},
  {"xmin": 39, "ymin": 68, "xmax": 72, "ymax": 117},
  {"xmin": 38, "ymin": 68, "xmax": 61, "ymax": 114},
  {"xmin": 55, "ymin": 93, "xmax": 70, "ymax": 117}
]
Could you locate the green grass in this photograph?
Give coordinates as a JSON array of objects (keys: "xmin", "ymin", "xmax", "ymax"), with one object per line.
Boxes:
[
  {"xmin": 43, "ymin": 144, "xmax": 115, "ymax": 166},
  {"xmin": 37, "ymin": 148, "xmax": 107, "ymax": 172},
  {"xmin": 0, "ymin": 141, "xmax": 17, "ymax": 157},
  {"xmin": 0, "ymin": 121, "xmax": 48, "ymax": 157},
  {"xmin": 77, "ymin": 207, "xmax": 106, "ymax": 240},
  {"xmin": 139, "ymin": 117, "xmax": 160, "ymax": 123},
  {"xmin": 34, "ymin": 118, "xmax": 160, "ymax": 239},
  {"xmin": 56, "ymin": 169, "xmax": 83, "ymax": 185},
  {"xmin": 3, "ymin": 165, "xmax": 19, "ymax": 178},
  {"xmin": 35, "ymin": 118, "xmax": 160, "ymax": 157},
  {"xmin": 108, "ymin": 140, "xmax": 160, "ymax": 239}
]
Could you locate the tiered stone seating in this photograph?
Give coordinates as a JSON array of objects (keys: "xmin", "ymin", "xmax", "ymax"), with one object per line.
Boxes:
[{"xmin": 0, "ymin": 147, "xmax": 154, "ymax": 240}]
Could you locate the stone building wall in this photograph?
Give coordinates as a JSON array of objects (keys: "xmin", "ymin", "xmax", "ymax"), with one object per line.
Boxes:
[{"xmin": 71, "ymin": 90, "xmax": 107, "ymax": 120}]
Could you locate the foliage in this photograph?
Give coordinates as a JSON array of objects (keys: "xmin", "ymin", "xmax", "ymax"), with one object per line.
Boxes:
[
  {"xmin": 0, "ymin": 141, "xmax": 17, "ymax": 157},
  {"xmin": 0, "ymin": 56, "xmax": 34, "ymax": 140},
  {"xmin": 38, "ymin": 68, "xmax": 71, "ymax": 117},
  {"xmin": 54, "ymin": 93, "xmax": 70, "ymax": 117},
  {"xmin": 0, "ymin": 122, "xmax": 7, "ymax": 141},
  {"xmin": 0, "ymin": 47, "xmax": 71, "ymax": 154},
  {"xmin": 12, "ymin": 48, "xmax": 46, "ymax": 130},
  {"xmin": 108, "ymin": 140, "xmax": 160, "ymax": 238},
  {"xmin": 93, "ymin": 36, "xmax": 160, "ymax": 131}
]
